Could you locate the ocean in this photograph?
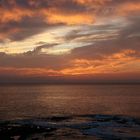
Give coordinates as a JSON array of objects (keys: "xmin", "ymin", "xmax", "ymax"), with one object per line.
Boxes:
[
  {"xmin": 0, "ymin": 84, "xmax": 140, "ymax": 139},
  {"xmin": 0, "ymin": 84, "xmax": 140, "ymax": 120}
]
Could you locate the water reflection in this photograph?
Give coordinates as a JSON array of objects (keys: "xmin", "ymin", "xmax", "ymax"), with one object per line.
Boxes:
[{"xmin": 0, "ymin": 84, "xmax": 140, "ymax": 120}]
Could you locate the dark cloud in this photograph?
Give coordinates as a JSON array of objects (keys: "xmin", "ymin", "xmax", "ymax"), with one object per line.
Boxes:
[
  {"xmin": 0, "ymin": 0, "xmax": 87, "ymax": 11},
  {"xmin": 63, "ymin": 15, "xmax": 140, "ymax": 60},
  {"xmin": 119, "ymin": 16, "xmax": 140, "ymax": 38},
  {"xmin": 0, "ymin": 52, "xmax": 70, "ymax": 70},
  {"xmin": 0, "ymin": 0, "xmax": 140, "ymax": 41},
  {"xmin": 24, "ymin": 43, "xmax": 58, "ymax": 55},
  {"xmin": 0, "ymin": 14, "xmax": 140, "ymax": 70},
  {"xmin": 0, "ymin": 35, "xmax": 139, "ymax": 70},
  {"xmin": 0, "ymin": 52, "xmax": 6, "ymax": 56},
  {"xmin": 0, "ymin": 16, "xmax": 63, "ymax": 41},
  {"xmin": 0, "ymin": 0, "xmax": 140, "ymax": 82},
  {"xmin": 9, "ymin": 18, "xmax": 48, "ymax": 41},
  {"xmin": 0, "ymin": 16, "xmax": 46, "ymax": 41},
  {"xmin": 63, "ymin": 23, "xmax": 121, "ymax": 43},
  {"xmin": 70, "ymin": 36, "xmax": 140, "ymax": 60}
]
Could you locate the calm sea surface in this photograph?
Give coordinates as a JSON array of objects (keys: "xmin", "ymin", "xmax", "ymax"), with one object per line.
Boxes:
[{"xmin": 0, "ymin": 84, "xmax": 140, "ymax": 120}]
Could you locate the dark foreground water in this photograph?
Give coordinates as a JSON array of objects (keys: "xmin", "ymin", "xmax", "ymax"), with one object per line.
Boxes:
[{"xmin": 0, "ymin": 84, "xmax": 140, "ymax": 139}]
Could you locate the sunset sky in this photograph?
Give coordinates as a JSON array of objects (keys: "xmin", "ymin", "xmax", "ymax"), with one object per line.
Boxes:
[{"xmin": 0, "ymin": 0, "xmax": 140, "ymax": 83}]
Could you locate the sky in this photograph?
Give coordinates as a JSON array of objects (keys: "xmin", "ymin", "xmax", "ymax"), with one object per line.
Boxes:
[{"xmin": 0, "ymin": 0, "xmax": 140, "ymax": 83}]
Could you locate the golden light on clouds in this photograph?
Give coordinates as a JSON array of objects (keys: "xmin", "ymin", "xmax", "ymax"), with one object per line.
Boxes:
[
  {"xmin": 47, "ymin": 13, "xmax": 95, "ymax": 25},
  {"xmin": 0, "ymin": 8, "xmax": 33, "ymax": 23},
  {"xmin": 117, "ymin": 2, "xmax": 140, "ymax": 15},
  {"xmin": 0, "ymin": 0, "xmax": 140, "ymax": 82},
  {"xmin": 75, "ymin": 0, "xmax": 111, "ymax": 5}
]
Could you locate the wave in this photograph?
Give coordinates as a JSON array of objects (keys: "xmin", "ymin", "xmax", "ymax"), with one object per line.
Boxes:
[{"xmin": 0, "ymin": 114, "xmax": 140, "ymax": 140}]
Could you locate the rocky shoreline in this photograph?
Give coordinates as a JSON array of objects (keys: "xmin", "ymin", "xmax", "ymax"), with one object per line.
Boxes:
[{"xmin": 0, "ymin": 114, "xmax": 140, "ymax": 140}]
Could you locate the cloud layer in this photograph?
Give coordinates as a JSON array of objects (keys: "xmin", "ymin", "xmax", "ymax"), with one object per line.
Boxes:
[{"xmin": 0, "ymin": 0, "xmax": 140, "ymax": 83}]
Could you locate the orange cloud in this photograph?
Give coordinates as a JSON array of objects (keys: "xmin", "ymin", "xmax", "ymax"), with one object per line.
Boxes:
[
  {"xmin": 0, "ymin": 67, "xmax": 60, "ymax": 77},
  {"xmin": 0, "ymin": 5, "xmax": 95, "ymax": 26},
  {"xmin": 109, "ymin": 49, "xmax": 137, "ymax": 59},
  {"xmin": 60, "ymin": 49, "xmax": 140, "ymax": 75},
  {"xmin": 0, "ymin": 0, "xmax": 140, "ymax": 27},
  {"xmin": 0, "ymin": 49, "xmax": 139, "ymax": 77},
  {"xmin": 46, "ymin": 11, "xmax": 95, "ymax": 25},
  {"xmin": 0, "ymin": 0, "xmax": 140, "ymax": 83},
  {"xmin": 117, "ymin": 2, "xmax": 140, "ymax": 16},
  {"xmin": 0, "ymin": 47, "xmax": 139, "ymax": 82},
  {"xmin": 0, "ymin": 7, "xmax": 34, "ymax": 23},
  {"xmin": 75, "ymin": 0, "xmax": 111, "ymax": 5}
]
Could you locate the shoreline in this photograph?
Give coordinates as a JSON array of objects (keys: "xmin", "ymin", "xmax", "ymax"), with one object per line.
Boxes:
[{"xmin": 0, "ymin": 114, "xmax": 140, "ymax": 140}]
